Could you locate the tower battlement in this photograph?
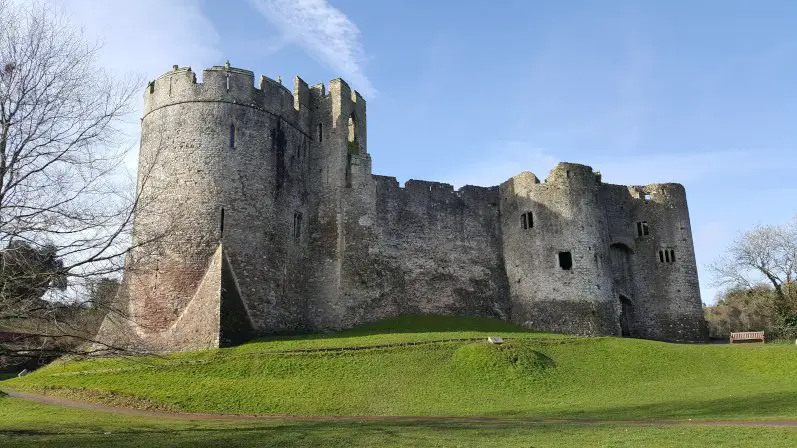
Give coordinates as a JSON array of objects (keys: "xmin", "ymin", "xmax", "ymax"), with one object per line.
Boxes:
[{"xmin": 143, "ymin": 64, "xmax": 368, "ymax": 139}]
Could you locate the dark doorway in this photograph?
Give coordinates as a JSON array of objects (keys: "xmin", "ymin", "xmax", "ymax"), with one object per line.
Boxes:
[{"xmin": 619, "ymin": 295, "xmax": 633, "ymax": 337}]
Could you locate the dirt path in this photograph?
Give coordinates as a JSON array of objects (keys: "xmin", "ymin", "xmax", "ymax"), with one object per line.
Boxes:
[{"xmin": 4, "ymin": 389, "xmax": 797, "ymax": 428}]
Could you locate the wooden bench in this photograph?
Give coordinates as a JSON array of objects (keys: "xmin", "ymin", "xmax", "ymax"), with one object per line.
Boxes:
[{"xmin": 729, "ymin": 331, "xmax": 765, "ymax": 344}]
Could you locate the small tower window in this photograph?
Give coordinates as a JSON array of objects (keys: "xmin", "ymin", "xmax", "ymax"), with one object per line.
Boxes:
[
  {"xmin": 636, "ymin": 221, "xmax": 649, "ymax": 236},
  {"xmin": 293, "ymin": 212, "xmax": 303, "ymax": 239},
  {"xmin": 558, "ymin": 251, "xmax": 573, "ymax": 270},
  {"xmin": 318, "ymin": 122, "xmax": 323, "ymax": 142},
  {"xmin": 229, "ymin": 124, "xmax": 235, "ymax": 148},
  {"xmin": 659, "ymin": 249, "xmax": 676, "ymax": 263},
  {"xmin": 521, "ymin": 212, "xmax": 533, "ymax": 229},
  {"xmin": 348, "ymin": 113, "xmax": 356, "ymax": 143},
  {"xmin": 220, "ymin": 208, "xmax": 225, "ymax": 236}
]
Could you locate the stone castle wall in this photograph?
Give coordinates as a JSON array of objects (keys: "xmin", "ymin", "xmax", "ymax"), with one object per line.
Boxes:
[
  {"xmin": 98, "ymin": 64, "xmax": 707, "ymax": 353},
  {"xmin": 500, "ymin": 165, "xmax": 618, "ymax": 336},
  {"xmin": 332, "ymin": 176, "xmax": 510, "ymax": 328}
]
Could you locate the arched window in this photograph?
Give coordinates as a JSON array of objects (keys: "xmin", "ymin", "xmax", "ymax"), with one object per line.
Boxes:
[
  {"xmin": 293, "ymin": 212, "xmax": 303, "ymax": 239},
  {"xmin": 348, "ymin": 113, "xmax": 356, "ymax": 143}
]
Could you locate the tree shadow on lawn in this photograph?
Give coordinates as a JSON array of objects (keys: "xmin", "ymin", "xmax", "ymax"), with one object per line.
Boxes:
[
  {"xmin": 488, "ymin": 390, "xmax": 797, "ymax": 420},
  {"xmin": 6, "ymin": 420, "xmax": 797, "ymax": 448},
  {"xmin": 0, "ymin": 420, "xmax": 583, "ymax": 447}
]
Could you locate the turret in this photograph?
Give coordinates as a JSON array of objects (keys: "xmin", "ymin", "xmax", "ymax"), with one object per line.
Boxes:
[
  {"xmin": 623, "ymin": 182, "xmax": 706, "ymax": 341},
  {"xmin": 500, "ymin": 163, "xmax": 617, "ymax": 336}
]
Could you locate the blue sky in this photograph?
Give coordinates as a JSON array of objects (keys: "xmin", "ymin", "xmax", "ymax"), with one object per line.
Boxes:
[{"xmin": 57, "ymin": 0, "xmax": 797, "ymax": 303}]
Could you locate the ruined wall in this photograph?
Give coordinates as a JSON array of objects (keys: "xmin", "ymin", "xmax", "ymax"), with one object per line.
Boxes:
[
  {"xmin": 103, "ymin": 63, "xmax": 707, "ymax": 353},
  {"xmin": 301, "ymin": 79, "xmax": 368, "ymax": 329},
  {"xmin": 600, "ymin": 183, "xmax": 707, "ymax": 341},
  {"xmin": 500, "ymin": 165, "xmax": 618, "ymax": 336},
  {"xmin": 329, "ymin": 176, "xmax": 510, "ymax": 328}
]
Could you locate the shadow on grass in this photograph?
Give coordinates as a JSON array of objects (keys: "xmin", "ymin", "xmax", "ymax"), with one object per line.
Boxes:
[
  {"xmin": 496, "ymin": 390, "xmax": 797, "ymax": 420},
  {"xmin": 4, "ymin": 419, "xmax": 797, "ymax": 448},
  {"xmin": 0, "ymin": 420, "xmax": 575, "ymax": 448}
]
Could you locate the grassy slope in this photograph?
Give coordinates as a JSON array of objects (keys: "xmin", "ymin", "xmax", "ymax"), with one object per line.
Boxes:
[
  {"xmin": 4, "ymin": 315, "xmax": 797, "ymax": 419},
  {"xmin": 1, "ymin": 397, "xmax": 797, "ymax": 448}
]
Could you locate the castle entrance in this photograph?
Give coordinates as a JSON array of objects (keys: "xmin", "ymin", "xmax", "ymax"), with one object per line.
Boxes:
[{"xmin": 619, "ymin": 295, "xmax": 633, "ymax": 337}]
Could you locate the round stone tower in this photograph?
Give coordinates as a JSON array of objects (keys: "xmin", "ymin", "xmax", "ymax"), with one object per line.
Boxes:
[
  {"xmin": 500, "ymin": 163, "xmax": 618, "ymax": 336},
  {"xmin": 625, "ymin": 182, "xmax": 707, "ymax": 341},
  {"xmin": 116, "ymin": 64, "xmax": 313, "ymax": 350}
]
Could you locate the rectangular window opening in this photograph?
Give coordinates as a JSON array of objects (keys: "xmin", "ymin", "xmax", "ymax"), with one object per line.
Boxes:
[
  {"xmin": 658, "ymin": 250, "xmax": 664, "ymax": 263},
  {"xmin": 664, "ymin": 250, "xmax": 670, "ymax": 263},
  {"xmin": 635, "ymin": 221, "xmax": 650, "ymax": 237},
  {"xmin": 229, "ymin": 124, "xmax": 235, "ymax": 148},
  {"xmin": 558, "ymin": 251, "xmax": 573, "ymax": 270},
  {"xmin": 644, "ymin": 193, "xmax": 651, "ymax": 201},
  {"xmin": 521, "ymin": 212, "xmax": 533, "ymax": 230},
  {"xmin": 293, "ymin": 212, "xmax": 303, "ymax": 239}
]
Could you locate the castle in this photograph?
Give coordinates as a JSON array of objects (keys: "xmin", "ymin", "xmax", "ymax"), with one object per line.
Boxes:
[{"xmin": 95, "ymin": 63, "xmax": 707, "ymax": 352}]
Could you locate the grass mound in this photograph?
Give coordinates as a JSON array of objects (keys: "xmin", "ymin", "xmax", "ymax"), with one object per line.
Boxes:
[
  {"xmin": 4, "ymin": 315, "xmax": 797, "ymax": 420},
  {"xmin": 452, "ymin": 341, "xmax": 556, "ymax": 378}
]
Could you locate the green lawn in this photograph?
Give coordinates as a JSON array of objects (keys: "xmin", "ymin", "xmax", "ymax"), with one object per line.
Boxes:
[
  {"xmin": 1, "ymin": 396, "xmax": 796, "ymax": 448},
  {"xmin": 4, "ymin": 315, "xmax": 797, "ymax": 420}
]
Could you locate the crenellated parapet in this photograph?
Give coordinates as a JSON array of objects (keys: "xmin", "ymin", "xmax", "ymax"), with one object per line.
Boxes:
[{"xmin": 143, "ymin": 64, "xmax": 368, "ymax": 141}]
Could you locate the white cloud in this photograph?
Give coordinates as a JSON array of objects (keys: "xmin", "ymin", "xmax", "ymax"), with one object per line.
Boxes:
[
  {"xmin": 248, "ymin": 0, "xmax": 375, "ymax": 97},
  {"xmin": 51, "ymin": 0, "xmax": 221, "ymax": 170},
  {"xmin": 54, "ymin": 0, "xmax": 220, "ymax": 79}
]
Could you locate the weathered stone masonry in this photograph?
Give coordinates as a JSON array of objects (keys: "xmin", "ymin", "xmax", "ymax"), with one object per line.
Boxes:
[{"xmin": 95, "ymin": 64, "xmax": 707, "ymax": 352}]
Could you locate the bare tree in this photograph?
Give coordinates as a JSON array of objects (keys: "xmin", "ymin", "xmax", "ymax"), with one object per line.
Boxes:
[
  {"xmin": 709, "ymin": 217, "xmax": 797, "ymax": 318},
  {"xmin": 0, "ymin": 0, "xmax": 144, "ymax": 367}
]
